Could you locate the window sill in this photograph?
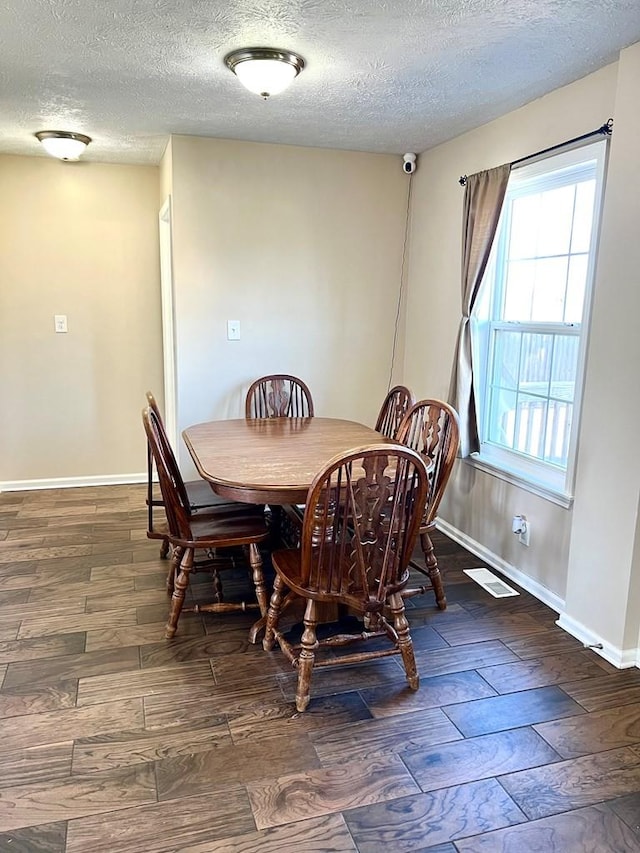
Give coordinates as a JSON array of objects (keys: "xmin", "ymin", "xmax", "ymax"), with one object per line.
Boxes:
[{"xmin": 465, "ymin": 454, "xmax": 574, "ymax": 509}]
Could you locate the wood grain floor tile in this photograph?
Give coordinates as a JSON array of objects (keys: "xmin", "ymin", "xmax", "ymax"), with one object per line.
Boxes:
[
  {"xmin": 139, "ymin": 634, "xmax": 250, "ymax": 668},
  {"xmin": 89, "ymin": 560, "xmax": 169, "ymax": 581},
  {"xmin": 76, "ymin": 660, "xmax": 214, "ymax": 706},
  {"xmin": 277, "ymin": 659, "xmax": 404, "ymax": 701},
  {"xmin": 0, "ymin": 679, "xmax": 77, "ymax": 718},
  {"xmin": 502, "ymin": 630, "xmax": 584, "ymax": 659},
  {"xmin": 72, "ymin": 718, "xmax": 231, "ymax": 772},
  {"xmin": 0, "ymin": 544, "xmax": 92, "ymax": 564},
  {"xmin": 311, "ymin": 706, "xmax": 462, "ymax": 766},
  {"xmin": 0, "ymin": 566, "xmax": 91, "ymax": 591},
  {"xmin": 500, "ymin": 746, "xmax": 640, "ymax": 819},
  {"xmin": 0, "ymin": 820, "xmax": 67, "ymax": 853},
  {"xmin": 0, "ymin": 599, "xmax": 86, "ymax": 624},
  {"xmin": 0, "ymin": 620, "xmax": 20, "ymax": 641},
  {"xmin": 228, "ymin": 690, "xmax": 372, "ymax": 745},
  {"xmin": 0, "ymin": 632, "xmax": 86, "ymax": 664},
  {"xmin": 412, "ymin": 640, "xmax": 519, "ymax": 678},
  {"xmin": 0, "ymin": 698, "xmax": 144, "ymax": 751},
  {"xmin": 157, "ymin": 732, "xmax": 321, "ymax": 799},
  {"xmin": 454, "ymin": 803, "xmax": 640, "ymax": 852},
  {"xmin": 402, "ymin": 727, "xmax": 560, "ymax": 791},
  {"xmin": 0, "ymin": 763, "xmax": 156, "ymax": 832},
  {"xmin": 477, "ymin": 651, "xmax": 607, "ymax": 694},
  {"xmin": 86, "ymin": 587, "xmax": 170, "ymax": 612},
  {"xmin": 534, "ymin": 702, "xmax": 640, "ymax": 758},
  {"xmin": 0, "ymin": 742, "xmax": 73, "ymax": 788},
  {"xmin": 444, "ymin": 685, "xmax": 586, "ymax": 737},
  {"xmin": 344, "ymin": 778, "xmax": 525, "ymax": 852},
  {"xmin": 66, "ymin": 786, "xmax": 255, "ymax": 853},
  {"xmin": 361, "ymin": 670, "xmax": 497, "ymax": 719},
  {"xmin": 0, "ymin": 588, "xmax": 29, "ymax": 606},
  {"xmin": 433, "ymin": 613, "xmax": 548, "ymax": 646},
  {"xmin": 18, "ymin": 608, "xmax": 138, "ymax": 639},
  {"xmin": 143, "ymin": 679, "xmax": 284, "ymax": 729},
  {"xmin": 0, "ymin": 663, "xmax": 6, "ymax": 686},
  {"xmin": 560, "ymin": 669, "xmax": 640, "ymax": 711},
  {"xmin": 247, "ymin": 754, "xmax": 420, "ymax": 830},
  {"xmin": 85, "ymin": 618, "xmax": 205, "ymax": 652},
  {"xmin": 28, "ymin": 577, "xmax": 134, "ymax": 603},
  {"xmin": 3, "ymin": 645, "xmax": 140, "ymax": 689},
  {"xmin": 608, "ymin": 791, "xmax": 640, "ymax": 837},
  {"xmin": 188, "ymin": 813, "xmax": 358, "ymax": 853}
]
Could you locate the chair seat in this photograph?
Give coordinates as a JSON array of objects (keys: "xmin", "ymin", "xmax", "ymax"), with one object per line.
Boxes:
[{"xmin": 154, "ymin": 508, "xmax": 269, "ymax": 550}]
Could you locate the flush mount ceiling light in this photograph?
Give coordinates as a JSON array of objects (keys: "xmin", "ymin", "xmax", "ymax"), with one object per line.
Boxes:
[
  {"xmin": 224, "ymin": 47, "xmax": 305, "ymax": 99},
  {"xmin": 35, "ymin": 130, "xmax": 92, "ymax": 161}
]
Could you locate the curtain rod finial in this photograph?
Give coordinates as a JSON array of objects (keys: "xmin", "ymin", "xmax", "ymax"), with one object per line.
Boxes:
[{"xmin": 459, "ymin": 175, "xmax": 467, "ymax": 186}]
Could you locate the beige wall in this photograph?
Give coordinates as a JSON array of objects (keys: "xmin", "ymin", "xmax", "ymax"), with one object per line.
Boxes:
[
  {"xmin": 403, "ymin": 62, "xmax": 619, "ymax": 602},
  {"xmin": 563, "ymin": 42, "xmax": 640, "ymax": 655},
  {"xmin": 0, "ymin": 156, "xmax": 162, "ymax": 484},
  {"xmin": 164, "ymin": 135, "xmax": 410, "ymax": 473}
]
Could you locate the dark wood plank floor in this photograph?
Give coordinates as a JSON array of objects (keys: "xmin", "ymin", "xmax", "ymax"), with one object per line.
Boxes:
[{"xmin": 1, "ymin": 484, "xmax": 640, "ymax": 852}]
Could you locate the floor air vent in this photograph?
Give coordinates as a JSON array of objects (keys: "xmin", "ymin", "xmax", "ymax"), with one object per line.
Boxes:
[{"xmin": 463, "ymin": 568, "xmax": 519, "ymax": 598}]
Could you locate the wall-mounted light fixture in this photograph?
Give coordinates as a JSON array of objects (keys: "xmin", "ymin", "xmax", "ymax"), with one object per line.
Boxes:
[
  {"xmin": 224, "ymin": 47, "xmax": 305, "ymax": 99},
  {"xmin": 35, "ymin": 130, "xmax": 92, "ymax": 161}
]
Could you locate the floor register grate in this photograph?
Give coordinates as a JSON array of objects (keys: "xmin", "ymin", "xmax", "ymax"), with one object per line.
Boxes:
[{"xmin": 463, "ymin": 567, "xmax": 520, "ymax": 598}]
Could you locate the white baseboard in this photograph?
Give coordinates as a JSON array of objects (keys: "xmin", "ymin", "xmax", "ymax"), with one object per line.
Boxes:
[
  {"xmin": 437, "ymin": 518, "xmax": 638, "ymax": 670},
  {"xmin": 436, "ymin": 518, "xmax": 565, "ymax": 614},
  {"xmin": 0, "ymin": 473, "xmax": 147, "ymax": 493},
  {"xmin": 556, "ymin": 612, "xmax": 638, "ymax": 669}
]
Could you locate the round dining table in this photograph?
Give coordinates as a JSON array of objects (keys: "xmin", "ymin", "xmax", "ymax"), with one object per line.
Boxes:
[{"xmin": 182, "ymin": 416, "xmax": 396, "ymax": 505}]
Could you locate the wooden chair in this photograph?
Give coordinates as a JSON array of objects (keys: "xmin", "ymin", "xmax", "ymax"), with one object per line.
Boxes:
[
  {"xmin": 375, "ymin": 385, "xmax": 415, "ymax": 438},
  {"xmin": 263, "ymin": 443, "xmax": 429, "ymax": 712},
  {"xmin": 245, "ymin": 374, "xmax": 314, "ymax": 418},
  {"xmin": 145, "ymin": 391, "xmax": 241, "ymax": 558},
  {"xmin": 396, "ymin": 399, "xmax": 460, "ymax": 610},
  {"xmin": 142, "ymin": 406, "xmax": 270, "ymax": 638}
]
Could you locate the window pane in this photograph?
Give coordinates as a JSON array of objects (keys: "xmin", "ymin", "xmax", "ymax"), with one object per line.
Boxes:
[
  {"xmin": 519, "ymin": 333, "xmax": 552, "ymax": 397},
  {"xmin": 514, "ymin": 394, "xmax": 547, "ymax": 458},
  {"xmin": 491, "ymin": 330, "xmax": 521, "ymax": 390},
  {"xmin": 571, "ymin": 180, "xmax": 596, "ymax": 253},
  {"xmin": 531, "ymin": 257, "xmax": 568, "ymax": 322},
  {"xmin": 550, "ymin": 335, "xmax": 579, "ymax": 401},
  {"xmin": 544, "ymin": 400, "xmax": 573, "ymax": 467},
  {"xmin": 564, "ymin": 254, "xmax": 588, "ymax": 323},
  {"xmin": 537, "ymin": 185, "xmax": 575, "ymax": 257},
  {"xmin": 487, "ymin": 387, "xmax": 516, "ymax": 449},
  {"xmin": 503, "ymin": 260, "xmax": 535, "ymax": 321},
  {"xmin": 509, "ymin": 194, "xmax": 540, "ymax": 259}
]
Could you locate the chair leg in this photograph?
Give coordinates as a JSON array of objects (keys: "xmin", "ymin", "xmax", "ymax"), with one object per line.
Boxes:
[
  {"xmin": 249, "ymin": 543, "xmax": 268, "ymax": 618},
  {"xmin": 166, "ymin": 546, "xmax": 182, "ymax": 595},
  {"xmin": 263, "ymin": 574, "xmax": 286, "ymax": 651},
  {"xmin": 160, "ymin": 538, "xmax": 170, "ymax": 559},
  {"xmin": 421, "ymin": 530, "xmax": 447, "ymax": 611},
  {"xmin": 296, "ymin": 599, "xmax": 318, "ymax": 713},
  {"xmin": 165, "ymin": 547, "xmax": 193, "ymax": 639},
  {"xmin": 389, "ymin": 592, "xmax": 419, "ymax": 690},
  {"xmin": 212, "ymin": 567, "xmax": 224, "ymax": 602}
]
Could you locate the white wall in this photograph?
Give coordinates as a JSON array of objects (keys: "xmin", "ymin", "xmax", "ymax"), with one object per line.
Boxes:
[
  {"xmin": 0, "ymin": 156, "xmax": 162, "ymax": 486},
  {"xmin": 163, "ymin": 135, "xmax": 410, "ymax": 473}
]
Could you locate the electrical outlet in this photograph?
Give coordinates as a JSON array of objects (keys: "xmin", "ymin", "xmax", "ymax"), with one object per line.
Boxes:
[{"xmin": 519, "ymin": 517, "xmax": 530, "ymax": 546}]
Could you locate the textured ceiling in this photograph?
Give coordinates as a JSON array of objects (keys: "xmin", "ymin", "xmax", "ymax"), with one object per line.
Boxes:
[{"xmin": 1, "ymin": 0, "xmax": 640, "ymax": 165}]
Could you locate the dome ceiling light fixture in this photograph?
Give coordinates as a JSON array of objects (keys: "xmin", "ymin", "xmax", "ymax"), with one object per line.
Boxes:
[
  {"xmin": 35, "ymin": 130, "xmax": 92, "ymax": 161},
  {"xmin": 224, "ymin": 47, "xmax": 305, "ymax": 99}
]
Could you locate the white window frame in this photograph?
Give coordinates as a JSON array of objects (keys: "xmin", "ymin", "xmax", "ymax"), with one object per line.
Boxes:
[{"xmin": 470, "ymin": 139, "xmax": 609, "ymax": 506}]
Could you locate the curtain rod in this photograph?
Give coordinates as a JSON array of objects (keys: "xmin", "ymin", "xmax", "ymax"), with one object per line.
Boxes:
[{"xmin": 458, "ymin": 118, "xmax": 613, "ymax": 186}]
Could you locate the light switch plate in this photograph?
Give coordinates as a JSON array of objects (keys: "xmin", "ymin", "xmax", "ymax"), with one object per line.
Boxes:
[
  {"xmin": 54, "ymin": 314, "xmax": 68, "ymax": 333},
  {"xmin": 227, "ymin": 320, "xmax": 240, "ymax": 340}
]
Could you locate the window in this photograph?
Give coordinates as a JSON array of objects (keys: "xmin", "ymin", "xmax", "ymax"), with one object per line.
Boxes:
[{"xmin": 472, "ymin": 140, "xmax": 607, "ymax": 502}]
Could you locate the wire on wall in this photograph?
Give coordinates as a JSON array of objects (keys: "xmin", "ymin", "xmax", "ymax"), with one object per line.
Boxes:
[{"xmin": 387, "ymin": 173, "xmax": 413, "ymax": 392}]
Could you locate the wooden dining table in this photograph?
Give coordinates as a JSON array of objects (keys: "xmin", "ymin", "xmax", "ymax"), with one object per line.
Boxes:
[
  {"xmin": 183, "ymin": 416, "xmax": 396, "ymax": 505},
  {"xmin": 183, "ymin": 416, "xmax": 397, "ymax": 641}
]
